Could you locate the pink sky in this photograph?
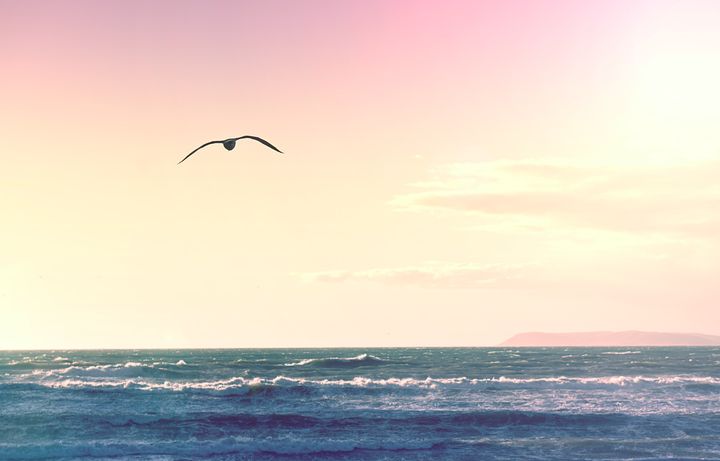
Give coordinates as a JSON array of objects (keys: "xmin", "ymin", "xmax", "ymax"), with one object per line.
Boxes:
[{"xmin": 2, "ymin": 0, "xmax": 720, "ymax": 348}]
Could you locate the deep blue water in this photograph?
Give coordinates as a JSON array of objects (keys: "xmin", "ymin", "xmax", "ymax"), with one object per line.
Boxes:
[{"xmin": 1, "ymin": 347, "xmax": 719, "ymax": 460}]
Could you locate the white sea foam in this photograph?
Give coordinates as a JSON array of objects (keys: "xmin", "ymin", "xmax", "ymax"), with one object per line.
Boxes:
[
  {"xmin": 601, "ymin": 351, "xmax": 641, "ymax": 355},
  {"xmin": 175, "ymin": 360, "xmax": 187, "ymax": 366},
  {"xmin": 21, "ymin": 361, "xmax": 158, "ymax": 380},
  {"xmin": 494, "ymin": 375, "xmax": 720, "ymax": 386},
  {"xmin": 20, "ymin": 374, "xmax": 720, "ymax": 392}
]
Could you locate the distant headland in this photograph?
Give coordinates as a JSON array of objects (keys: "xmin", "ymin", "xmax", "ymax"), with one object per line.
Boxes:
[{"xmin": 500, "ymin": 331, "xmax": 720, "ymax": 347}]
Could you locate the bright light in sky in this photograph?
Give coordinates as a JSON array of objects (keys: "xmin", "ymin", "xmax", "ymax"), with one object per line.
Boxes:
[{"xmin": 1, "ymin": 0, "xmax": 720, "ymax": 348}]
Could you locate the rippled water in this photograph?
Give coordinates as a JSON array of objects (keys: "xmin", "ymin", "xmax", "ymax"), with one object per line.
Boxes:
[{"xmin": 2, "ymin": 348, "xmax": 720, "ymax": 460}]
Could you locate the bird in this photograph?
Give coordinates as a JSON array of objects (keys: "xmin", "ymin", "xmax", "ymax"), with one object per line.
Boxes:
[{"xmin": 178, "ymin": 135, "xmax": 283, "ymax": 164}]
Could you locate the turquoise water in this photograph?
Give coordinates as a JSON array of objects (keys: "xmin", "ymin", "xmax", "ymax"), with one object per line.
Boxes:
[{"xmin": 1, "ymin": 347, "xmax": 720, "ymax": 460}]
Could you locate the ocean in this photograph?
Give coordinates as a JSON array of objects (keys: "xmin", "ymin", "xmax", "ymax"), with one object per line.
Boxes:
[{"xmin": 1, "ymin": 347, "xmax": 719, "ymax": 460}]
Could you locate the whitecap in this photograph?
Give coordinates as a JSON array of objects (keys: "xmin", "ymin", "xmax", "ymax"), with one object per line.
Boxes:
[
  {"xmin": 284, "ymin": 358, "xmax": 316, "ymax": 367},
  {"xmin": 18, "ymin": 373, "xmax": 720, "ymax": 393},
  {"xmin": 284, "ymin": 354, "xmax": 385, "ymax": 367}
]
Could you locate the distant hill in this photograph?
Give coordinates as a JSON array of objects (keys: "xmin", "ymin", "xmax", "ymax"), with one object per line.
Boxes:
[{"xmin": 500, "ymin": 331, "xmax": 720, "ymax": 347}]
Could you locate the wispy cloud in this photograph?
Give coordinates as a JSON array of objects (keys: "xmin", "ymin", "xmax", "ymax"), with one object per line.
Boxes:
[
  {"xmin": 302, "ymin": 262, "xmax": 531, "ymax": 289},
  {"xmin": 391, "ymin": 159, "xmax": 720, "ymax": 240}
]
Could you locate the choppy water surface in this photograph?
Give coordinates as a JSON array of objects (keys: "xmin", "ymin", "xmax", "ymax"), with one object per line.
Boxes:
[{"xmin": 2, "ymin": 347, "xmax": 720, "ymax": 460}]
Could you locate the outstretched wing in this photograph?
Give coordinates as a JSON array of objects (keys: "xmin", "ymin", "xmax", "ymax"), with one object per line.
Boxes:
[
  {"xmin": 233, "ymin": 135, "xmax": 284, "ymax": 153},
  {"xmin": 177, "ymin": 140, "xmax": 222, "ymax": 164}
]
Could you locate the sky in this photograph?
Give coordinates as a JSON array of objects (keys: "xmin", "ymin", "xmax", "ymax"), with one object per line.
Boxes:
[{"xmin": 2, "ymin": 0, "xmax": 720, "ymax": 348}]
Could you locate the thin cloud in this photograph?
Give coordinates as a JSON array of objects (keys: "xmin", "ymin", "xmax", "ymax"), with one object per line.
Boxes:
[
  {"xmin": 303, "ymin": 262, "xmax": 531, "ymax": 289},
  {"xmin": 391, "ymin": 159, "xmax": 720, "ymax": 240}
]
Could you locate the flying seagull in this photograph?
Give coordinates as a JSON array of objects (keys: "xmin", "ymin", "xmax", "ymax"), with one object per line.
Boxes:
[{"xmin": 178, "ymin": 135, "xmax": 283, "ymax": 164}]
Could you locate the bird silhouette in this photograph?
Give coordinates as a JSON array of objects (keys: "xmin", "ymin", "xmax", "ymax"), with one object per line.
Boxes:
[{"xmin": 178, "ymin": 135, "xmax": 283, "ymax": 164}]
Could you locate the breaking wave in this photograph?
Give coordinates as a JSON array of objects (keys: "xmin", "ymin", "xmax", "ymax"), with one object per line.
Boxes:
[
  {"xmin": 284, "ymin": 353, "xmax": 388, "ymax": 367},
  {"xmin": 7, "ymin": 374, "xmax": 720, "ymax": 395},
  {"xmin": 601, "ymin": 351, "xmax": 642, "ymax": 355}
]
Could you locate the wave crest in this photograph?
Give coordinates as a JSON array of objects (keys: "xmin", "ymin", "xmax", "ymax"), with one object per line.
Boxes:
[
  {"xmin": 284, "ymin": 353, "xmax": 387, "ymax": 367},
  {"xmin": 10, "ymin": 374, "xmax": 720, "ymax": 394}
]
